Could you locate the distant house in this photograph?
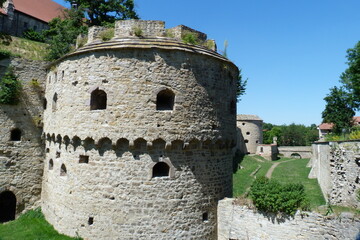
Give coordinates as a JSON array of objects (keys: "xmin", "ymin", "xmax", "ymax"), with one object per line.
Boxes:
[
  {"xmin": 0, "ymin": 0, "xmax": 65, "ymax": 37},
  {"xmin": 318, "ymin": 116, "xmax": 360, "ymax": 139}
]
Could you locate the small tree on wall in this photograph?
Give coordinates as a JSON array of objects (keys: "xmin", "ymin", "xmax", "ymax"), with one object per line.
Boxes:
[{"xmin": 0, "ymin": 68, "xmax": 21, "ymax": 105}]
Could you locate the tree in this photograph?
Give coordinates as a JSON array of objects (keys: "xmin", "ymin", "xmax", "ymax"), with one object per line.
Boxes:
[
  {"xmin": 43, "ymin": 8, "xmax": 88, "ymax": 60},
  {"xmin": 237, "ymin": 69, "xmax": 247, "ymax": 102},
  {"xmin": 340, "ymin": 41, "xmax": 360, "ymax": 109},
  {"xmin": 322, "ymin": 86, "xmax": 355, "ymax": 134},
  {"xmin": 67, "ymin": 0, "xmax": 138, "ymax": 26}
]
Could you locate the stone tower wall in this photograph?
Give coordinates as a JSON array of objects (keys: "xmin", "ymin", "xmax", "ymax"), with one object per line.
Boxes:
[
  {"xmin": 41, "ymin": 20, "xmax": 238, "ymax": 240},
  {"xmin": 0, "ymin": 57, "xmax": 46, "ymax": 215},
  {"xmin": 236, "ymin": 118, "xmax": 263, "ymax": 154}
]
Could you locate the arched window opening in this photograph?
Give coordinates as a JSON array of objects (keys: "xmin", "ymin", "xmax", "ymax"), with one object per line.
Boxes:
[
  {"xmin": 0, "ymin": 191, "xmax": 16, "ymax": 223},
  {"xmin": 43, "ymin": 98, "xmax": 47, "ymax": 110},
  {"xmin": 202, "ymin": 212, "xmax": 209, "ymax": 222},
  {"xmin": 49, "ymin": 159, "xmax": 54, "ymax": 170},
  {"xmin": 156, "ymin": 89, "xmax": 175, "ymax": 111},
  {"xmin": 10, "ymin": 128, "xmax": 21, "ymax": 141},
  {"xmin": 52, "ymin": 93, "xmax": 58, "ymax": 112},
  {"xmin": 260, "ymin": 147, "xmax": 264, "ymax": 153},
  {"xmin": 152, "ymin": 162, "xmax": 170, "ymax": 178},
  {"xmin": 60, "ymin": 164, "xmax": 67, "ymax": 176},
  {"xmin": 90, "ymin": 89, "xmax": 107, "ymax": 110},
  {"xmin": 291, "ymin": 153, "xmax": 302, "ymax": 159}
]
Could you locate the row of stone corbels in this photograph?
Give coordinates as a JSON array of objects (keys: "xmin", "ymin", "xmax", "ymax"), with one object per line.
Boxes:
[{"xmin": 44, "ymin": 133, "xmax": 235, "ymax": 151}]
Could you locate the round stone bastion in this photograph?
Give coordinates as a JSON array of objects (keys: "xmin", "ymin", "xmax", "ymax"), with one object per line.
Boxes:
[{"xmin": 41, "ymin": 20, "xmax": 239, "ymax": 240}]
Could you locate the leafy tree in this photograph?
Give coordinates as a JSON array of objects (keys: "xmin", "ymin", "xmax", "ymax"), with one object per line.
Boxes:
[
  {"xmin": 322, "ymin": 86, "xmax": 355, "ymax": 134},
  {"xmin": 43, "ymin": 8, "xmax": 88, "ymax": 60},
  {"xmin": 340, "ymin": 41, "xmax": 360, "ymax": 109},
  {"xmin": 263, "ymin": 123, "xmax": 318, "ymax": 146},
  {"xmin": 67, "ymin": 0, "xmax": 138, "ymax": 26},
  {"xmin": 237, "ymin": 69, "xmax": 247, "ymax": 102},
  {"xmin": 263, "ymin": 125, "xmax": 282, "ymax": 145}
]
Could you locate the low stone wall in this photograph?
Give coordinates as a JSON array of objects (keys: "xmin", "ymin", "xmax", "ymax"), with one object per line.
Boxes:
[
  {"xmin": 218, "ymin": 198, "xmax": 360, "ymax": 240},
  {"xmin": 278, "ymin": 146, "xmax": 312, "ymax": 159}
]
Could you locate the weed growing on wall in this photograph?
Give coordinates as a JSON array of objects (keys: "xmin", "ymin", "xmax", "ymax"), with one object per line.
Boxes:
[
  {"xmin": 132, "ymin": 26, "xmax": 143, "ymax": 37},
  {"xmin": 250, "ymin": 176, "xmax": 310, "ymax": 215},
  {"xmin": 0, "ymin": 68, "xmax": 21, "ymax": 105},
  {"xmin": 99, "ymin": 28, "xmax": 115, "ymax": 41},
  {"xmin": 182, "ymin": 31, "xmax": 200, "ymax": 45}
]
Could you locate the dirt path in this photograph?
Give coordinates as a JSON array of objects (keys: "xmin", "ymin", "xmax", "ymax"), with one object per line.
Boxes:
[
  {"xmin": 265, "ymin": 159, "xmax": 297, "ymax": 179},
  {"xmin": 265, "ymin": 162, "xmax": 280, "ymax": 178}
]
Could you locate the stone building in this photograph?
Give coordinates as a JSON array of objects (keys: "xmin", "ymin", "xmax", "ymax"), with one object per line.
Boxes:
[
  {"xmin": 0, "ymin": 0, "xmax": 64, "ymax": 36},
  {"xmin": 0, "ymin": 57, "xmax": 47, "ymax": 222},
  {"xmin": 236, "ymin": 114, "xmax": 263, "ymax": 154},
  {"xmin": 40, "ymin": 20, "xmax": 238, "ymax": 239}
]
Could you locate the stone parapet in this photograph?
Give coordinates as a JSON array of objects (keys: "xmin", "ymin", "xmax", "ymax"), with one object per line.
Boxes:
[
  {"xmin": 114, "ymin": 19, "xmax": 165, "ymax": 38},
  {"xmin": 218, "ymin": 198, "xmax": 360, "ymax": 240}
]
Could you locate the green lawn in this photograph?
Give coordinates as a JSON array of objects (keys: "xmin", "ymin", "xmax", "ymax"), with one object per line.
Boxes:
[
  {"xmin": 233, "ymin": 155, "xmax": 326, "ymax": 209},
  {"xmin": 233, "ymin": 155, "xmax": 273, "ymax": 197},
  {"xmin": 0, "ymin": 209, "xmax": 80, "ymax": 240},
  {"xmin": 271, "ymin": 158, "xmax": 326, "ymax": 209}
]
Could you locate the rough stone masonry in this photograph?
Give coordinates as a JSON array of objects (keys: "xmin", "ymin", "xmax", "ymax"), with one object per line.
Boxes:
[{"xmin": 41, "ymin": 20, "xmax": 239, "ymax": 240}]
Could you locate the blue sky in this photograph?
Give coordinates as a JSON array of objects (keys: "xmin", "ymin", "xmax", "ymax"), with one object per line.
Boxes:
[{"xmin": 54, "ymin": 0, "xmax": 360, "ymax": 126}]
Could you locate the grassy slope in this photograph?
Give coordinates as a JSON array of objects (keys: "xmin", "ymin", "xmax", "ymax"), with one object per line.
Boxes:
[
  {"xmin": 0, "ymin": 36, "xmax": 48, "ymax": 60},
  {"xmin": 233, "ymin": 155, "xmax": 273, "ymax": 197},
  {"xmin": 271, "ymin": 158, "xmax": 326, "ymax": 209},
  {"xmin": 233, "ymin": 155, "xmax": 326, "ymax": 209},
  {"xmin": 0, "ymin": 209, "xmax": 80, "ymax": 240}
]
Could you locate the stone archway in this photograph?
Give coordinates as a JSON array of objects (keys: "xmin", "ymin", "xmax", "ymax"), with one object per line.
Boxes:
[{"xmin": 0, "ymin": 191, "xmax": 16, "ymax": 223}]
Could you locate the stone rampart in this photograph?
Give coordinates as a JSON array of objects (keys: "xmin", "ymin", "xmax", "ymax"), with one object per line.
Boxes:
[
  {"xmin": 310, "ymin": 141, "xmax": 360, "ymax": 207},
  {"xmin": 0, "ymin": 57, "xmax": 46, "ymax": 216},
  {"xmin": 278, "ymin": 146, "xmax": 312, "ymax": 159},
  {"xmin": 218, "ymin": 198, "xmax": 360, "ymax": 240}
]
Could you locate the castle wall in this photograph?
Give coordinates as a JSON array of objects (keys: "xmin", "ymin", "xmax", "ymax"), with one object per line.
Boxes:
[
  {"xmin": 41, "ymin": 32, "xmax": 238, "ymax": 239},
  {"xmin": 0, "ymin": 57, "xmax": 46, "ymax": 216},
  {"xmin": 218, "ymin": 198, "xmax": 360, "ymax": 240},
  {"xmin": 309, "ymin": 141, "xmax": 360, "ymax": 207},
  {"xmin": 278, "ymin": 146, "xmax": 312, "ymax": 159},
  {"xmin": 236, "ymin": 118, "xmax": 263, "ymax": 154}
]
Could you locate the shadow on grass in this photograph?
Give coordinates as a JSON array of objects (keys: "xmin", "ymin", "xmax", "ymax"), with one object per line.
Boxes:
[{"xmin": 233, "ymin": 150, "xmax": 245, "ymax": 173}]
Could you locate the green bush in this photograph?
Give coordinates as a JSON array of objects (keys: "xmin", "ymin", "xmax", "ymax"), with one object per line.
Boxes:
[
  {"xmin": 182, "ymin": 31, "xmax": 200, "ymax": 45},
  {"xmin": 250, "ymin": 176, "xmax": 309, "ymax": 215},
  {"xmin": 23, "ymin": 29, "xmax": 45, "ymax": 42},
  {"xmin": 0, "ymin": 68, "xmax": 21, "ymax": 105}
]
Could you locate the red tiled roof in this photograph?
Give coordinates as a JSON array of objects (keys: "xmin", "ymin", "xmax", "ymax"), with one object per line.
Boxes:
[
  {"xmin": 12, "ymin": 0, "xmax": 65, "ymax": 23},
  {"xmin": 0, "ymin": 8, "xmax": 7, "ymax": 15},
  {"xmin": 318, "ymin": 123, "xmax": 334, "ymax": 130},
  {"xmin": 353, "ymin": 116, "xmax": 360, "ymax": 124}
]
